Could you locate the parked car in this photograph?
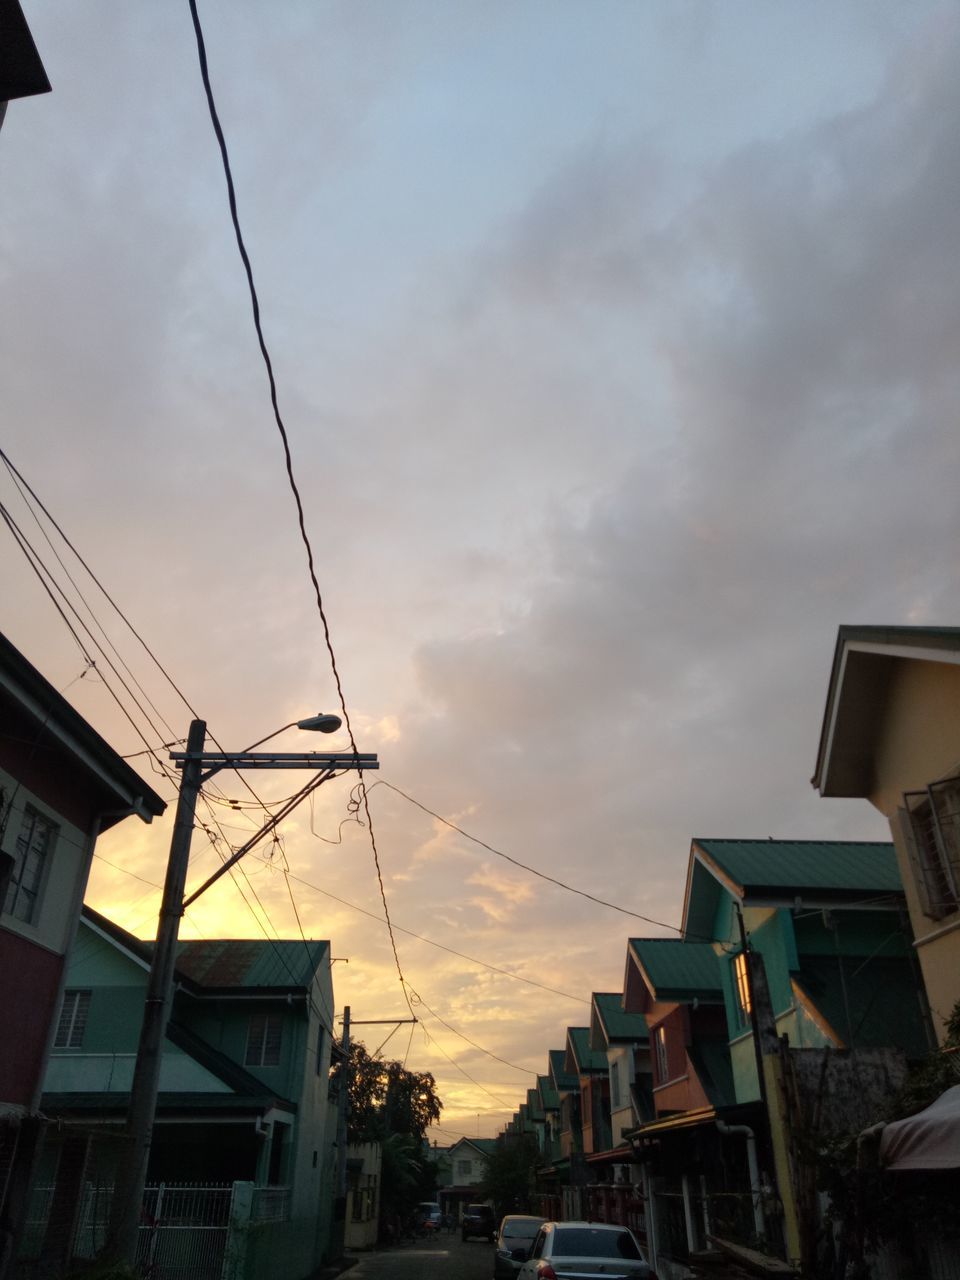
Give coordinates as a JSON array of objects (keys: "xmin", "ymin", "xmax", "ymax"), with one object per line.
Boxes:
[
  {"xmin": 416, "ymin": 1201, "xmax": 443, "ymax": 1234},
  {"xmin": 495, "ymin": 1215, "xmax": 547, "ymax": 1278},
  {"xmin": 517, "ymin": 1221, "xmax": 657, "ymax": 1279},
  {"xmin": 462, "ymin": 1202, "xmax": 497, "ymax": 1242}
]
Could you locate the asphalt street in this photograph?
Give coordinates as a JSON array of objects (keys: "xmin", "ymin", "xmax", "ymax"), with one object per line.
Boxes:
[{"xmin": 346, "ymin": 1232, "xmax": 496, "ymax": 1279}]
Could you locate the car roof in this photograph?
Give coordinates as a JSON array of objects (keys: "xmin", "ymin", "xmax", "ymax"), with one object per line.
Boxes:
[
  {"xmin": 501, "ymin": 1215, "xmax": 545, "ymax": 1224},
  {"xmin": 549, "ymin": 1221, "xmax": 634, "ymax": 1232}
]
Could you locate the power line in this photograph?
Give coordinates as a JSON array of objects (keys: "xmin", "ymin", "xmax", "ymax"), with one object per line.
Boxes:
[
  {"xmin": 267, "ymin": 859, "xmax": 587, "ymax": 1003},
  {"xmin": 406, "ymin": 986, "xmax": 535, "ymax": 1076},
  {"xmin": 417, "ymin": 1021, "xmax": 517, "ymax": 1110},
  {"xmin": 186, "ymin": 0, "xmax": 411, "ymax": 1018},
  {"xmin": 3, "ymin": 448, "xmax": 338, "ymax": 1030},
  {"xmin": 372, "ymin": 779, "xmax": 726, "ymax": 944}
]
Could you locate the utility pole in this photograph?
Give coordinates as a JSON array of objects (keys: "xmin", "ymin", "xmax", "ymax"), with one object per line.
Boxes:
[
  {"xmin": 105, "ymin": 719, "xmax": 205, "ymax": 1265},
  {"xmin": 101, "ymin": 716, "xmax": 377, "ymax": 1269},
  {"xmin": 336, "ymin": 1006, "xmax": 351, "ymax": 1210}
]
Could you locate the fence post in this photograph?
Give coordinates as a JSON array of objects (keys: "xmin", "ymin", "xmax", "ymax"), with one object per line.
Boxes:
[{"xmin": 223, "ymin": 1182, "xmax": 255, "ymax": 1280}]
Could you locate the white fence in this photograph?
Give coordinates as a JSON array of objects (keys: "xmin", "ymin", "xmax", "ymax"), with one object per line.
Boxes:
[{"xmin": 22, "ymin": 1180, "xmax": 289, "ymax": 1280}]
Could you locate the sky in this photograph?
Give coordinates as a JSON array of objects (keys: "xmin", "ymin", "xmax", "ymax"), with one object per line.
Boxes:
[{"xmin": 3, "ymin": 0, "xmax": 960, "ymax": 1141}]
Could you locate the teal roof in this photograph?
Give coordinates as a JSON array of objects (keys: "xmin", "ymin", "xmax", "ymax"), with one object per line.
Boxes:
[
  {"xmin": 538, "ymin": 1074, "xmax": 559, "ymax": 1111},
  {"xmin": 592, "ymin": 992, "xmax": 649, "ymax": 1046},
  {"xmin": 694, "ymin": 839, "xmax": 901, "ymax": 896},
  {"xmin": 83, "ymin": 905, "xmax": 328, "ymax": 991},
  {"xmin": 628, "ymin": 939, "xmax": 722, "ymax": 1002},
  {"xmin": 684, "ymin": 839, "xmax": 903, "ymax": 943},
  {"xmin": 548, "ymin": 1048, "xmax": 578, "ymax": 1093},
  {"xmin": 526, "ymin": 1088, "xmax": 544, "ymax": 1120},
  {"xmin": 175, "ymin": 937, "xmax": 328, "ymax": 989},
  {"xmin": 566, "ymin": 1026, "xmax": 607, "ymax": 1074}
]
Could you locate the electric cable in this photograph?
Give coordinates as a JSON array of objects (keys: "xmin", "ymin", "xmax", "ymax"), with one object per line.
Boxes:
[
  {"xmin": 370, "ymin": 778, "xmax": 734, "ymax": 946},
  {"xmin": 263, "ymin": 858, "xmax": 588, "ymax": 1003},
  {"xmin": 406, "ymin": 986, "xmax": 534, "ymax": 1076},
  {"xmin": 185, "ymin": 0, "xmax": 412, "ymax": 1019}
]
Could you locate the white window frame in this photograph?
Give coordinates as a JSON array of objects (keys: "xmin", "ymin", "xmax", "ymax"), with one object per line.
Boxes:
[
  {"xmin": 55, "ymin": 989, "xmax": 92, "ymax": 1048},
  {"xmin": 733, "ymin": 952, "xmax": 752, "ymax": 1028},
  {"xmin": 4, "ymin": 806, "xmax": 57, "ymax": 924},
  {"xmin": 245, "ymin": 1013, "xmax": 283, "ymax": 1067},
  {"xmin": 901, "ymin": 778, "xmax": 960, "ymax": 920},
  {"xmin": 654, "ymin": 1026, "xmax": 668, "ymax": 1082},
  {"xmin": 610, "ymin": 1057, "xmax": 621, "ymax": 1109}
]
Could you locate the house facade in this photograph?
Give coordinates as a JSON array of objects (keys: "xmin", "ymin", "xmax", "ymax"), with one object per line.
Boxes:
[
  {"xmin": 813, "ymin": 625, "xmax": 960, "ymax": 1044},
  {"xmin": 0, "ymin": 634, "xmax": 164, "ymax": 1277},
  {"xmin": 35, "ymin": 906, "xmax": 338, "ymax": 1276},
  {"xmin": 437, "ymin": 1137, "xmax": 495, "ymax": 1221}
]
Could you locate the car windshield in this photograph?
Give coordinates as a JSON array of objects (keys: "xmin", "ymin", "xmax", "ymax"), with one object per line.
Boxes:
[
  {"xmin": 502, "ymin": 1222, "xmax": 541, "ymax": 1239},
  {"xmin": 553, "ymin": 1227, "xmax": 641, "ymax": 1259}
]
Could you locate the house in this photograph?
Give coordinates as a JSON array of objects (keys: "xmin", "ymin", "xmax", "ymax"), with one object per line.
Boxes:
[
  {"xmin": 34, "ymin": 905, "xmax": 338, "ymax": 1277},
  {"xmin": 589, "ymin": 993, "xmax": 651, "ymax": 1148},
  {"xmin": 0, "ymin": 634, "xmax": 164, "ymax": 1277},
  {"xmin": 682, "ymin": 837, "xmax": 931, "ymax": 1104},
  {"xmin": 583, "ymin": 993, "xmax": 651, "ymax": 1234},
  {"xmin": 813, "ymin": 625, "xmax": 960, "ymax": 1043},
  {"xmin": 344, "ymin": 1141, "xmax": 381, "ymax": 1251},
  {"xmin": 437, "ymin": 1137, "xmax": 496, "ymax": 1221},
  {"xmin": 622, "ymin": 937, "xmax": 736, "ymax": 1275},
  {"xmin": 0, "ymin": 0, "xmax": 51, "ymax": 132}
]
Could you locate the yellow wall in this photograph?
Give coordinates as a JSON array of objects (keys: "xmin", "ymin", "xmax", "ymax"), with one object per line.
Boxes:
[{"xmin": 864, "ymin": 658, "xmax": 960, "ymax": 1043}]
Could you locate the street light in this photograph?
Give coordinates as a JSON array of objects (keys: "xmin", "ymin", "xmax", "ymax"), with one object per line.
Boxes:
[{"xmin": 104, "ymin": 715, "xmax": 377, "ymax": 1268}]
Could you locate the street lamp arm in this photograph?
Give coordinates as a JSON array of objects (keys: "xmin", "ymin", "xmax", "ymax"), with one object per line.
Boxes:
[{"xmin": 239, "ymin": 711, "xmax": 342, "ymax": 754}]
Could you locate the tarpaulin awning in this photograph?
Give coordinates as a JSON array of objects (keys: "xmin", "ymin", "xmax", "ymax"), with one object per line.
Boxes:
[{"xmin": 880, "ymin": 1085, "xmax": 960, "ymax": 1171}]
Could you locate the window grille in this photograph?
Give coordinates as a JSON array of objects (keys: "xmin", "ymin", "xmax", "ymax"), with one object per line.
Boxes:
[
  {"xmin": 901, "ymin": 777, "xmax": 960, "ymax": 919},
  {"xmin": 55, "ymin": 990, "xmax": 92, "ymax": 1048},
  {"xmin": 4, "ymin": 807, "xmax": 56, "ymax": 924}
]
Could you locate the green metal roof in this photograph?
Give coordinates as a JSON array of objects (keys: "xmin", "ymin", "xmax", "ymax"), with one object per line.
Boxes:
[
  {"xmin": 175, "ymin": 937, "xmax": 329, "ymax": 989},
  {"xmin": 693, "ymin": 839, "xmax": 901, "ymax": 895},
  {"xmin": 548, "ymin": 1048, "xmax": 578, "ymax": 1093},
  {"xmin": 566, "ymin": 1026, "xmax": 607, "ymax": 1074},
  {"xmin": 592, "ymin": 992, "xmax": 649, "ymax": 1045},
  {"xmin": 538, "ymin": 1073, "xmax": 559, "ymax": 1111},
  {"xmin": 628, "ymin": 939, "xmax": 723, "ymax": 1002}
]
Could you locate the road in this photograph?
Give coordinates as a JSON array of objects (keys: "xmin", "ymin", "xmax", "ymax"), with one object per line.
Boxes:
[{"xmin": 346, "ymin": 1232, "xmax": 496, "ymax": 1280}]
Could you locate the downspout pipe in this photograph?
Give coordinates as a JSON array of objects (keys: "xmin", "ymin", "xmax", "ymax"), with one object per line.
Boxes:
[{"xmin": 716, "ymin": 1119, "xmax": 765, "ymax": 1241}]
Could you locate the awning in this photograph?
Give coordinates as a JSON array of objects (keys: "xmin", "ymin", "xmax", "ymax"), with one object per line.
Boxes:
[
  {"xmin": 626, "ymin": 1106, "xmax": 716, "ymax": 1141},
  {"xmin": 880, "ymin": 1085, "xmax": 960, "ymax": 1171}
]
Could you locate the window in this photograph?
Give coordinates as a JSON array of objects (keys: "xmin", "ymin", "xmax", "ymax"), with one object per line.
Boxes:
[
  {"xmin": 4, "ymin": 807, "xmax": 56, "ymax": 924},
  {"xmin": 55, "ymin": 990, "xmax": 91, "ymax": 1048},
  {"xmin": 733, "ymin": 952, "xmax": 752, "ymax": 1028},
  {"xmin": 245, "ymin": 1013, "xmax": 282, "ymax": 1067},
  {"xmin": 610, "ymin": 1058, "xmax": 621, "ymax": 1109},
  {"xmin": 654, "ymin": 1026, "xmax": 668, "ymax": 1082},
  {"xmin": 456, "ymin": 1159, "xmax": 472, "ymax": 1176},
  {"xmin": 901, "ymin": 780, "xmax": 960, "ymax": 919}
]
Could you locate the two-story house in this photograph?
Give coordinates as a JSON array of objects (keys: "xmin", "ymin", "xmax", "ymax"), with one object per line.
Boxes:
[
  {"xmin": 0, "ymin": 635, "xmax": 164, "ymax": 1277},
  {"xmin": 813, "ymin": 625, "xmax": 960, "ymax": 1043},
  {"xmin": 438, "ymin": 1136, "xmax": 496, "ymax": 1222},
  {"xmin": 36, "ymin": 905, "xmax": 338, "ymax": 1277},
  {"xmin": 682, "ymin": 837, "xmax": 931, "ymax": 1104}
]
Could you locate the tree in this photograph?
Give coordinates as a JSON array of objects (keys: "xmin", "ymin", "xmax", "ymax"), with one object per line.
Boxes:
[
  {"xmin": 342, "ymin": 1042, "xmax": 442, "ymax": 1142},
  {"xmin": 480, "ymin": 1135, "xmax": 542, "ymax": 1219}
]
